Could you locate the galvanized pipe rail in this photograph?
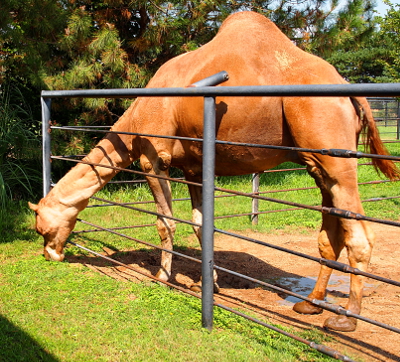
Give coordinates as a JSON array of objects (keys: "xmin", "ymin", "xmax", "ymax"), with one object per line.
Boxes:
[
  {"xmin": 41, "ymin": 82, "xmax": 400, "ymax": 99},
  {"xmin": 50, "ymin": 125, "xmax": 400, "ymax": 162},
  {"xmin": 215, "ymin": 186, "xmax": 400, "ymax": 228}
]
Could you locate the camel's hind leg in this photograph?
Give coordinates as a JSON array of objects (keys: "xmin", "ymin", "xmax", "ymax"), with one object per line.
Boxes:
[
  {"xmin": 140, "ymin": 152, "xmax": 176, "ymax": 282},
  {"xmin": 185, "ymin": 175, "xmax": 219, "ymax": 293},
  {"xmin": 293, "ymin": 160, "xmax": 375, "ymax": 332}
]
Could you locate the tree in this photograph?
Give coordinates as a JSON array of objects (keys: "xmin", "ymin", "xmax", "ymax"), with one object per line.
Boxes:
[
  {"xmin": 0, "ymin": 0, "xmax": 67, "ymax": 88},
  {"xmin": 323, "ymin": 0, "xmax": 400, "ymax": 83},
  {"xmin": 374, "ymin": 0, "xmax": 400, "ymax": 82}
]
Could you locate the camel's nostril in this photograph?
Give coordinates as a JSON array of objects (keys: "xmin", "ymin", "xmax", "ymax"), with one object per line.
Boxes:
[{"xmin": 44, "ymin": 246, "xmax": 65, "ymax": 262}]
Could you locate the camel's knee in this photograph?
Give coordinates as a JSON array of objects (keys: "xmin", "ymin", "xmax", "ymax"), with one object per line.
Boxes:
[
  {"xmin": 157, "ymin": 151, "xmax": 171, "ymax": 171},
  {"xmin": 140, "ymin": 151, "xmax": 171, "ymax": 173},
  {"xmin": 317, "ymin": 226, "xmax": 343, "ymax": 260},
  {"xmin": 156, "ymin": 217, "xmax": 176, "ymax": 244},
  {"xmin": 343, "ymin": 221, "xmax": 374, "ymax": 265},
  {"xmin": 140, "ymin": 154, "xmax": 153, "ymax": 173}
]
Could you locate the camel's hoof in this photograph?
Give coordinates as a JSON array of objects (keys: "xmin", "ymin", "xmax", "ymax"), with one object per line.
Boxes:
[
  {"xmin": 190, "ymin": 283, "xmax": 202, "ymax": 293},
  {"xmin": 323, "ymin": 315, "xmax": 357, "ymax": 332},
  {"xmin": 155, "ymin": 269, "xmax": 170, "ymax": 282},
  {"xmin": 189, "ymin": 282, "xmax": 220, "ymax": 294},
  {"xmin": 293, "ymin": 300, "xmax": 323, "ymax": 315}
]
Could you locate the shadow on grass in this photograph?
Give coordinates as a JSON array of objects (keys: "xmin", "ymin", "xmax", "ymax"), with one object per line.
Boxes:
[
  {"xmin": 67, "ymin": 244, "xmax": 299, "ymax": 291},
  {"xmin": 0, "ymin": 201, "xmax": 36, "ymax": 244},
  {"xmin": 0, "ymin": 314, "xmax": 59, "ymax": 362}
]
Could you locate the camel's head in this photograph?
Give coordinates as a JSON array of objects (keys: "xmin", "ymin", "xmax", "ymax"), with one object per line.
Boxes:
[{"xmin": 29, "ymin": 201, "xmax": 77, "ymax": 262}]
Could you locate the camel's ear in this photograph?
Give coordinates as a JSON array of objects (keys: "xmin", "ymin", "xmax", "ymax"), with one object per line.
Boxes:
[{"xmin": 28, "ymin": 202, "xmax": 39, "ymax": 212}]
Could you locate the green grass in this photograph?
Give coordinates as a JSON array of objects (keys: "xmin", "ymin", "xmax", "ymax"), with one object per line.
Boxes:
[
  {"xmin": 1, "ymin": 141, "xmax": 399, "ymax": 362},
  {"xmin": 0, "ymin": 238, "xmax": 334, "ymax": 362}
]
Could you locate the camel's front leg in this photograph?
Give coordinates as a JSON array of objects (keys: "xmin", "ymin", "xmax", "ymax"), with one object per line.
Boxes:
[
  {"xmin": 140, "ymin": 152, "xmax": 175, "ymax": 282},
  {"xmin": 186, "ymin": 178, "xmax": 219, "ymax": 293}
]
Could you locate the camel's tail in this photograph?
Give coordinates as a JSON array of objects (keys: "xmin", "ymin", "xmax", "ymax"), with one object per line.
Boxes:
[{"xmin": 353, "ymin": 97, "xmax": 400, "ymax": 180}]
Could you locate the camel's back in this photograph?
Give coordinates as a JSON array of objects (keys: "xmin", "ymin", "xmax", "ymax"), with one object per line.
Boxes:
[{"xmin": 147, "ymin": 11, "xmax": 342, "ymax": 88}]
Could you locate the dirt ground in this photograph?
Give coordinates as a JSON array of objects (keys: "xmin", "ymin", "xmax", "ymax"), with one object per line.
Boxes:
[{"xmin": 69, "ymin": 223, "xmax": 400, "ymax": 362}]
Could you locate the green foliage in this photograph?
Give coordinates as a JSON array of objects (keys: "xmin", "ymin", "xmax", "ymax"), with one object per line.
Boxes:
[
  {"xmin": 374, "ymin": 0, "xmax": 400, "ymax": 82},
  {"xmin": 327, "ymin": 0, "xmax": 400, "ymax": 83},
  {"xmin": 309, "ymin": 0, "xmax": 376, "ymax": 58},
  {"xmin": 0, "ymin": 0, "xmax": 67, "ymax": 87},
  {"xmin": 0, "ymin": 86, "xmax": 41, "ymax": 212}
]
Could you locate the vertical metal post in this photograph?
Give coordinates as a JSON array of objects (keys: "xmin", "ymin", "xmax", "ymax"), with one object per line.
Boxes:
[
  {"xmin": 202, "ymin": 96, "xmax": 216, "ymax": 331},
  {"xmin": 397, "ymin": 99, "xmax": 400, "ymax": 140},
  {"xmin": 41, "ymin": 96, "xmax": 52, "ymax": 197},
  {"xmin": 251, "ymin": 173, "xmax": 260, "ymax": 225},
  {"xmin": 385, "ymin": 99, "xmax": 389, "ymax": 127}
]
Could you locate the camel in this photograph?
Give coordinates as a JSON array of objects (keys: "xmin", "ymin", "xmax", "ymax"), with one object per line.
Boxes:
[{"xmin": 29, "ymin": 11, "xmax": 399, "ymax": 332}]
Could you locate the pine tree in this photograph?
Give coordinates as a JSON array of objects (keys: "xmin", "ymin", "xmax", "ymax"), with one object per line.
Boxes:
[
  {"xmin": 375, "ymin": 0, "xmax": 400, "ymax": 82},
  {"xmin": 325, "ymin": 0, "xmax": 400, "ymax": 83}
]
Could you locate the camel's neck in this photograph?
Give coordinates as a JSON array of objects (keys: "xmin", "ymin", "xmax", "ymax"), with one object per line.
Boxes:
[{"xmin": 46, "ymin": 104, "xmax": 139, "ymax": 212}]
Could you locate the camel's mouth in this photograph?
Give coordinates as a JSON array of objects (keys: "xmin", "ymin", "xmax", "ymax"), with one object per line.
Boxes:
[{"xmin": 44, "ymin": 246, "xmax": 65, "ymax": 262}]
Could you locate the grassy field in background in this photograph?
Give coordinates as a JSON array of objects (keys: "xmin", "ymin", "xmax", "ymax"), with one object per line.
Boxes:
[{"xmin": 1, "ymin": 141, "xmax": 399, "ymax": 361}]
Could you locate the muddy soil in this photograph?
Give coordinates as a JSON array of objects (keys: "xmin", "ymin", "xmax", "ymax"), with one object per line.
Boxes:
[{"xmin": 68, "ymin": 223, "xmax": 400, "ymax": 362}]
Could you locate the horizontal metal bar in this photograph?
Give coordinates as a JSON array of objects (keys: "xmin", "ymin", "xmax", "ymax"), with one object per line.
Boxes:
[
  {"xmin": 51, "ymin": 125, "xmax": 203, "ymax": 143},
  {"xmin": 215, "ymin": 186, "xmax": 400, "ymax": 228},
  {"xmin": 54, "ymin": 155, "xmax": 400, "ymax": 229},
  {"xmin": 42, "ymin": 83, "xmax": 400, "ymax": 99},
  {"xmin": 75, "ymin": 218, "xmax": 201, "ymax": 264},
  {"xmin": 213, "ymin": 139, "xmax": 400, "ymax": 161},
  {"xmin": 91, "ymin": 196, "xmax": 200, "ymax": 228},
  {"xmin": 215, "ymin": 265, "xmax": 400, "ymax": 334},
  {"xmin": 83, "ymin": 198, "xmax": 400, "ymax": 292},
  {"xmin": 71, "ymin": 223, "xmax": 156, "ymax": 234},
  {"xmin": 51, "ymin": 155, "xmax": 201, "ymax": 187},
  {"xmin": 51, "ymin": 126, "xmax": 400, "ymax": 162}
]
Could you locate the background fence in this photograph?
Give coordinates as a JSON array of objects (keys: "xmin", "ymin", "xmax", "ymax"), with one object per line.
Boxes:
[
  {"xmin": 368, "ymin": 97, "xmax": 400, "ymax": 140},
  {"xmin": 41, "ymin": 82, "xmax": 400, "ymax": 361}
]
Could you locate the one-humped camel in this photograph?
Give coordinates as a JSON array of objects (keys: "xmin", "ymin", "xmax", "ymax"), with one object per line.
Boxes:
[{"xmin": 29, "ymin": 11, "xmax": 399, "ymax": 332}]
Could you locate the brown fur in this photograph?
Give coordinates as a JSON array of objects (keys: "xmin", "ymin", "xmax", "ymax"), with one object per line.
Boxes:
[{"xmin": 30, "ymin": 11, "xmax": 398, "ymax": 332}]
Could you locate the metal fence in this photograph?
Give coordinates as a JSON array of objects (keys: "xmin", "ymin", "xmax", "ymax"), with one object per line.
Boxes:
[
  {"xmin": 41, "ymin": 80, "xmax": 400, "ymax": 361},
  {"xmin": 368, "ymin": 97, "xmax": 400, "ymax": 140}
]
